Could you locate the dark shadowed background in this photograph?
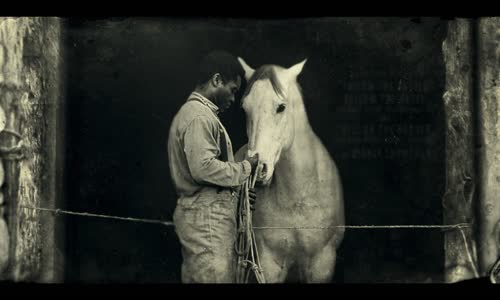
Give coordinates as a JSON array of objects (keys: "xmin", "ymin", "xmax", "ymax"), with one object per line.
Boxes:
[{"xmin": 63, "ymin": 17, "xmax": 447, "ymax": 283}]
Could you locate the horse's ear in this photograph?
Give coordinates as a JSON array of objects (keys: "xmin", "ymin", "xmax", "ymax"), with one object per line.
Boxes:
[
  {"xmin": 286, "ymin": 58, "xmax": 307, "ymax": 80},
  {"xmin": 238, "ymin": 57, "xmax": 255, "ymax": 81}
]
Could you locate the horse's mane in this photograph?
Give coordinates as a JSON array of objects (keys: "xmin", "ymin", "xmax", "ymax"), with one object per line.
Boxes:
[{"xmin": 242, "ymin": 65, "xmax": 286, "ymax": 102}]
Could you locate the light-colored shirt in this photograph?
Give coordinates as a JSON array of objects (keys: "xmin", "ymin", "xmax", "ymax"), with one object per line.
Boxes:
[{"xmin": 167, "ymin": 92, "xmax": 251, "ymax": 198}]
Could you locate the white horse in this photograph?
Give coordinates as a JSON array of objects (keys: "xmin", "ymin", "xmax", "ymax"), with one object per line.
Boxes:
[{"xmin": 235, "ymin": 58, "xmax": 345, "ymax": 283}]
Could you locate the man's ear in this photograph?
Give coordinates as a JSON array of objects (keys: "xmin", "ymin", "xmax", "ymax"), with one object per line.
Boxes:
[{"xmin": 211, "ymin": 73, "xmax": 223, "ymax": 87}]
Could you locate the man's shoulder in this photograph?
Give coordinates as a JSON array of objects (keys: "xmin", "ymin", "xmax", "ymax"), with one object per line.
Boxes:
[
  {"xmin": 179, "ymin": 100, "xmax": 206, "ymax": 115},
  {"xmin": 176, "ymin": 101, "xmax": 217, "ymax": 129}
]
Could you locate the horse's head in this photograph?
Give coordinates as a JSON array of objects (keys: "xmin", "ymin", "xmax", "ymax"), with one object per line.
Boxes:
[{"xmin": 238, "ymin": 57, "xmax": 307, "ymax": 185}]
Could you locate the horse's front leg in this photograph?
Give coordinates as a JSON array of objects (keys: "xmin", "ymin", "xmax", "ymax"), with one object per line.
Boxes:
[
  {"xmin": 300, "ymin": 239, "xmax": 338, "ymax": 283},
  {"xmin": 256, "ymin": 237, "xmax": 290, "ymax": 283}
]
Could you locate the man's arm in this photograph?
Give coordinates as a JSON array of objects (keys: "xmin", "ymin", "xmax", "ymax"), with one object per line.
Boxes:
[{"xmin": 183, "ymin": 116, "xmax": 252, "ymax": 187}]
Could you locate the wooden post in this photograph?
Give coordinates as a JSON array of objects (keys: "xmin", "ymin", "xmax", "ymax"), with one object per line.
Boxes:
[
  {"xmin": 476, "ymin": 17, "xmax": 500, "ymax": 280},
  {"xmin": 442, "ymin": 19, "xmax": 479, "ymax": 283},
  {"xmin": 0, "ymin": 17, "xmax": 64, "ymax": 282}
]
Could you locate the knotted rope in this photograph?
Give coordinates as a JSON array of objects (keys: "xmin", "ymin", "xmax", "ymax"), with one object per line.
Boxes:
[{"xmin": 235, "ymin": 166, "xmax": 266, "ymax": 283}]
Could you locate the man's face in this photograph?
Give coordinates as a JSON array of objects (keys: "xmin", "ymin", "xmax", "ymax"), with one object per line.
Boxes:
[{"xmin": 213, "ymin": 75, "xmax": 241, "ymax": 112}]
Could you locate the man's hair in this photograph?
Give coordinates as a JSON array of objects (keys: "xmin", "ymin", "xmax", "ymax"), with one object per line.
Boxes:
[{"xmin": 196, "ymin": 50, "xmax": 245, "ymax": 85}]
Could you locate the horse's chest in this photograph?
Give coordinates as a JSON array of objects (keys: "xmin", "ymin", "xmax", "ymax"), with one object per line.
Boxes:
[
  {"xmin": 257, "ymin": 188, "xmax": 334, "ymax": 224},
  {"xmin": 255, "ymin": 220, "xmax": 334, "ymax": 259},
  {"xmin": 254, "ymin": 192, "xmax": 336, "ymax": 256}
]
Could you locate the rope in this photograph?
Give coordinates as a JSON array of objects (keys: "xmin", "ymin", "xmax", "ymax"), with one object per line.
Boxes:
[
  {"xmin": 1, "ymin": 129, "xmax": 23, "ymax": 140},
  {"xmin": 19, "ymin": 204, "xmax": 482, "ymax": 283},
  {"xmin": 20, "ymin": 205, "xmax": 472, "ymax": 230},
  {"xmin": 19, "ymin": 205, "xmax": 174, "ymax": 226},
  {"xmin": 491, "ymin": 257, "xmax": 500, "ymax": 284},
  {"xmin": 235, "ymin": 167, "xmax": 266, "ymax": 283},
  {"xmin": 0, "ymin": 129, "xmax": 25, "ymax": 160},
  {"xmin": 458, "ymin": 227, "xmax": 480, "ymax": 278},
  {"xmin": 253, "ymin": 224, "xmax": 472, "ymax": 230}
]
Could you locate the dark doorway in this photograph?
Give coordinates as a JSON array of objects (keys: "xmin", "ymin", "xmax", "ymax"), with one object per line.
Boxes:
[{"xmin": 63, "ymin": 17, "xmax": 447, "ymax": 283}]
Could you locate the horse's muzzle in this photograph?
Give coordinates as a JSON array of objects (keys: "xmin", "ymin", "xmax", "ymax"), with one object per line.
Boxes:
[{"xmin": 256, "ymin": 162, "xmax": 273, "ymax": 186}]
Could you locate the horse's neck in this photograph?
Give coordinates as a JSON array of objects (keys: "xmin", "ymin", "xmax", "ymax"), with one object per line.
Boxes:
[{"xmin": 273, "ymin": 85, "xmax": 320, "ymax": 194}]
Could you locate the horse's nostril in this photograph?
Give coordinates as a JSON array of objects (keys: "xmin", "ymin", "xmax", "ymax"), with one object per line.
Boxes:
[{"xmin": 261, "ymin": 163, "xmax": 268, "ymax": 175}]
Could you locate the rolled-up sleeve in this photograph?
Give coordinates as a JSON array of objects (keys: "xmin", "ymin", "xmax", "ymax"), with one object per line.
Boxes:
[{"xmin": 183, "ymin": 116, "xmax": 251, "ymax": 187}]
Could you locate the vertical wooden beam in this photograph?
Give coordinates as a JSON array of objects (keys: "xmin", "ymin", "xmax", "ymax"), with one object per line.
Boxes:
[
  {"xmin": 0, "ymin": 17, "xmax": 64, "ymax": 282},
  {"xmin": 476, "ymin": 17, "xmax": 500, "ymax": 280},
  {"xmin": 442, "ymin": 19, "xmax": 479, "ymax": 283},
  {"xmin": 0, "ymin": 16, "xmax": 32, "ymax": 281}
]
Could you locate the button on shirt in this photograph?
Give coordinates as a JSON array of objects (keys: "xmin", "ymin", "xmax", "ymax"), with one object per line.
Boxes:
[{"xmin": 167, "ymin": 92, "xmax": 251, "ymax": 198}]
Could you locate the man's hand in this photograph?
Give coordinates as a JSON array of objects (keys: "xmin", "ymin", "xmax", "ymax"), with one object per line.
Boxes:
[
  {"xmin": 245, "ymin": 153, "xmax": 259, "ymax": 173},
  {"xmin": 248, "ymin": 187, "xmax": 257, "ymax": 211},
  {"xmin": 245, "ymin": 153, "xmax": 259, "ymax": 210}
]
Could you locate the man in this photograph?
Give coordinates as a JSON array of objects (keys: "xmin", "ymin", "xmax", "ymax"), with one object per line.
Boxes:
[{"xmin": 167, "ymin": 50, "xmax": 258, "ymax": 283}]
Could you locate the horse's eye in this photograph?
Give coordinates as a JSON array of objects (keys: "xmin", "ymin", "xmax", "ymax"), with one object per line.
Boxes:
[{"xmin": 276, "ymin": 104, "xmax": 286, "ymax": 113}]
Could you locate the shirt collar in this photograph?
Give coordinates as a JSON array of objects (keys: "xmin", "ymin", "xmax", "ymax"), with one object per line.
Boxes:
[{"xmin": 189, "ymin": 92, "xmax": 220, "ymax": 115}]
